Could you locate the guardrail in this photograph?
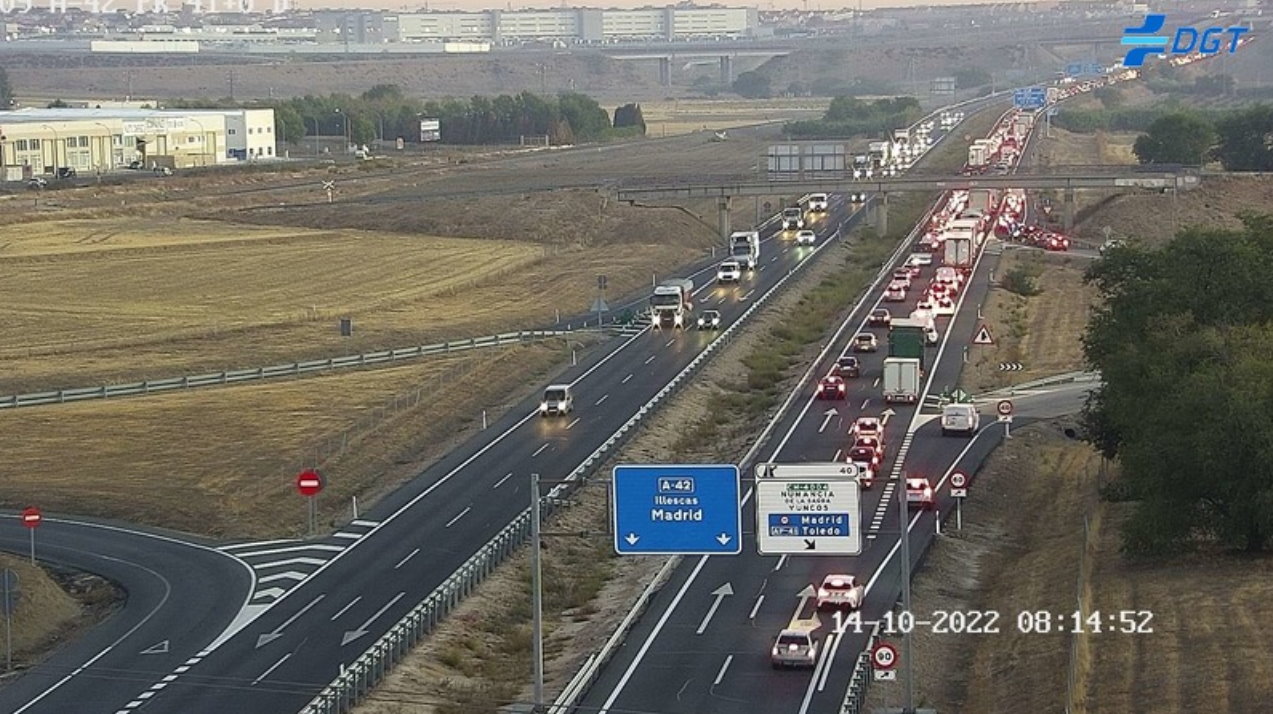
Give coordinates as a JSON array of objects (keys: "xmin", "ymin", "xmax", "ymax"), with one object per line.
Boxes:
[
  {"xmin": 0, "ymin": 330, "xmax": 571, "ymax": 410},
  {"xmin": 296, "ymin": 216, "xmax": 854, "ymax": 714},
  {"xmin": 839, "ymin": 621, "xmax": 883, "ymax": 714}
]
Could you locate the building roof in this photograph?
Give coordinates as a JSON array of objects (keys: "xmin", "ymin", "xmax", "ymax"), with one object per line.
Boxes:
[{"xmin": 0, "ymin": 107, "xmax": 265, "ymax": 124}]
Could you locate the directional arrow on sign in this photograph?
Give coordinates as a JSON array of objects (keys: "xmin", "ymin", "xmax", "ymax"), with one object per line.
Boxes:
[
  {"xmin": 819, "ymin": 408, "xmax": 839, "ymax": 434},
  {"xmin": 624, "ymin": 533, "xmax": 639, "ymax": 546},
  {"xmin": 342, "ymin": 592, "xmax": 405, "ymax": 646},
  {"xmin": 140, "ymin": 640, "xmax": 170, "ymax": 655},
  {"xmin": 804, "ymin": 539, "xmax": 817, "ymax": 550},
  {"xmin": 998, "ymin": 362, "xmax": 1024, "ymax": 372},
  {"xmin": 695, "ymin": 583, "xmax": 734, "ymax": 635},
  {"xmin": 256, "ymin": 594, "xmax": 325, "ymax": 648},
  {"xmin": 880, "ymin": 408, "xmax": 896, "ymax": 426}
]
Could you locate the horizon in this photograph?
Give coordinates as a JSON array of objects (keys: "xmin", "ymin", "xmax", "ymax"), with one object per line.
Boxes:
[{"xmin": 288, "ymin": 0, "xmax": 1056, "ymax": 12}]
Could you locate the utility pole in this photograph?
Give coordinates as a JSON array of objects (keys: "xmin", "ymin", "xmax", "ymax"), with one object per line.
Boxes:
[
  {"xmin": 898, "ymin": 473, "xmax": 916, "ymax": 713},
  {"xmin": 530, "ymin": 473, "xmax": 545, "ymax": 712}
]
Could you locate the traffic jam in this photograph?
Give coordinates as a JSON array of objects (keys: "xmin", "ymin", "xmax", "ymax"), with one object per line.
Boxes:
[{"xmin": 771, "ymin": 66, "xmax": 1145, "ymax": 667}]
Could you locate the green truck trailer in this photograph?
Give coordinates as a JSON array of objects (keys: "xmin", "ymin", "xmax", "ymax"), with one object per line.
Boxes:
[{"xmin": 888, "ymin": 318, "xmax": 928, "ymax": 374}]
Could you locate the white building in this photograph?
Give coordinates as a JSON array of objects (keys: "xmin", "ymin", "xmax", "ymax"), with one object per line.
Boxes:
[
  {"xmin": 391, "ymin": 5, "xmax": 757, "ymax": 44},
  {"xmin": 0, "ymin": 107, "xmax": 278, "ymax": 178}
]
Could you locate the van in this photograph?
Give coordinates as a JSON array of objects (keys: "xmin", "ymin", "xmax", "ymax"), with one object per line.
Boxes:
[
  {"xmin": 941, "ymin": 404, "xmax": 980, "ymax": 436},
  {"xmin": 540, "ymin": 384, "xmax": 574, "ymax": 417}
]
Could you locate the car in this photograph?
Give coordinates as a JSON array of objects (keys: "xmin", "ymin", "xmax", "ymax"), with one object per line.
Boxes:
[
  {"xmin": 716, "ymin": 260, "xmax": 742, "ymax": 283},
  {"xmin": 771, "ymin": 629, "xmax": 819, "ymax": 669},
  {"xmin": 906, "ymin": 477, "xmax": 935, "ymax": 510},
  {"xmin": 941, "ymin": 403, "xmax": 980, "ymax": 436},
  {"xmin": 847, "ymin": 192, "xmax": 867, "ymax": 203},
  {"xmin": 903, "ymin": 263, "xmax": 923, "ymax": 279},
  {"xmin": 933, "ymin": 296, "xmax": 956, "ymax": 316},
  {"xmin": 892, "ymin": 268, "xmax": 913, "ymax": 286},
  {"xmin": 850, "ymin": 417, "xmax": 882, "ymax": 440},
  {"xmin": 795, "ymin": 229, "xmax": 817, "ymax": 245},
  {"xmin": 854, "ymin": 435, "xmax": 885, "ymax": 462},
  {"xmin": 1099, "ymin": 238, "xmax": 1125, "ymax": 254},
  {"xmin": 927, "ymin": 282, "xmax": 949, "ymax": 300},
  {"xmin": 884, "ymin": 284, "xmax": 906, "ymax": 302},
  {"xmin": 816, "ymin": 574, "xmax": 865, "ymax": 611},
  {"xmin": 851, "ymin": 333, "xmax": 878, "ymax": 352},
  {"xmin": 834, "ymin": 355, "xmax": 861, "ymax": 378},
  {"xmin": 1042, "ymin": 233, "xmax": 1071, "ymax": 251},
  {"xmin": 846, "ymin": 445, "xmax": 881, "ymax": 471},
  {"xmin": 816, "ymin": 375, "xmax": 847, "ymax": 400},
  {"xmin": 696, "ymin": 310, "xmax": 722, "ymax": 329},
  {"xmin": 915, "ymin": 297, "xmax": 936, "ymax": 313},
  {"xmin": 26, "ymin": 177, "xmax": 48, "ymax": 189},
  {"xmin": 867, "ymin": 308, "xmax": 892, "ymax": 327},
  {"xmin": 540, "ymin": 384, "xmax": 574, "ymax": 416}
]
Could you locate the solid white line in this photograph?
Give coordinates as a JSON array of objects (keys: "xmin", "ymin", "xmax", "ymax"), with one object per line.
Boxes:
[
  {"xmin": 774, "ymin": 554, "xmax": 788, "ymax": 571},
  {"xmin": 818, "ymin": 631, "xmax": 844, "ymax": 691},
  {"xmin": 644, "ymin": 355, "xmax": 656, "ymax": 364},
  {"xmin": 394, "ymin": 548, "xmax": 420, "ymax": 569},
  {"xmin": 494, "ymin": 472, "xmax": 513, "ymax": 489},
  {"xmin": 257, "ymin": 571, "xmax": 306, "ymax": 584},
  {"xmin": 748, "ymin": 595, "xmax": 765, "ymax": 620},
  {"xmin": 713, "ymin": 655, "xmax": 734, "ymax": 686},
  {"xmin": 595, "ymin": 394, "xmax": 609, "ymax": 406},
  {"xmin": 567, "ymin": 417, "xmax": 581, "ymax": 429},
  {"xmin": 252, "ymin": 653, "xmax": 292, "ymax": 686},
  {"xmin": 445, "ymin": 507, "xmax": 471, "ymax": 528},
  {"xmin": 532, "ymin": 443, "xmax": 549, "ymax": 457},
  {"xmin": 251, "ymin": 557, "xmax": 326, "ymax": 570},
  {"xmin": 330, "ymin": 596, "xmax": 362, "ymax": 621},
  {"xmin": 622, "ymin": 373, "xmax": 634, "ymax": 384},
  {"xmin": 599, "ymin": 556, "xmax": 709, "ymax": 714},
  {"xmin": 798, "ymin": 634, "xmax": 837, "ymax": 712}
]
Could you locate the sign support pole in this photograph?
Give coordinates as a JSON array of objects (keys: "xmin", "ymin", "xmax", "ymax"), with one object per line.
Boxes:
[
  {"xmin": 28, "ymin": 529, "xmax": 35, "ymax": 565},
  {"xmin": 531, "ymin": 472, "xmax": 545, "ymax": 713},
  {"xmin": 898, "ymin": 477, "xmax": 916, "ymax": 713},
  {"xmin": 1005, "ymin": 419, "xmax": 1012, "ymax": 439},
  {"xmin": 957, "ymin": 499, "xmax": 963, "ymax": 531}
]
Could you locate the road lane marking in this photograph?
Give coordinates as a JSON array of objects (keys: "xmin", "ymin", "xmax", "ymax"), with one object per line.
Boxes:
[
  {"xmin": 873, "ymin": 377, "xmax": 881, "ymax": 388},
  {"xmin": 818, "ymin": 630, "xmax": 844, "ymax": 691},
  {"xmin": 713, "ymin": 655, "xmax": 734, "ymax": 686},
  {"xmin": 595, "ymin": 394, "xmax": 609, "ymax": 406},
  {"xmin": 748, "ymin": 595, "xmax": 765, "ymax": 620},
  {"xmin": 567, "ymin": 417, "xmax": 581, "ymax": 429},
  {"xmin": 394, "ymin": 548, "xmax": 420, "ymax": 569},
  {"xmin": 234, "ymin": 544, "xmax": 344, "ymax": 558},
  {"xmin": 252, "ymin": 653, "xmax": 292, "ymax": 686},
  {"xmin": 644, "ymin": 355, "xmax": 656, "ymax": 364},
  {"xmin": 665, "ymin": 338, "xmax": 675, "ymax": 347},
  {"xmin": 445, "ymin": 507, "xmax": 471, "ymax": 528},
  {"xmin": 331, "ymin": 596, "xmax": 362, "ymax": 621},
  {"xmin": 532, "ymin": 443, "xmax": 549, "ymax": 457},
  {"xmin": 860, "ymin": 398, "xmax": 870, "ymax": 410},
  {"xmin": 774, "ymin": 554, "xmax": 788, "ymax": 571},
  {"xmin": 833, "ymin": 449, "xmax": 842, "ymax": 462},
  {"xmin": 622, "ymin": 373, "xmax": 633, "ymax": 383},
  {"xmin": 494, "ymin": 472, "xmax": 513, "ymax": 489},
  {"xmin": 219, "ymin": 539, "xmax": 297, "ymax": 551},
  {"xmin": 798, "ymin": 633, "xmax": 837, "ymax": 712}
]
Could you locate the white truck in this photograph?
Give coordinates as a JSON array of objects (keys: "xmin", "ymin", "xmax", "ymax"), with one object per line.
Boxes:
[
  {"xmin": 867, "ymin": 141, "xmax": 892, "ymax": 170},
  {"xmin": 729, "ymin": 230, "xmax": 760, "ymax": 270},
  {"xmin": 781, "ymin": 206, "xmax": 805, "ymax": 231},
  {"xmin": 882, "ymin": 357, "xmax": 922, "ymax": 404},
  {"xmin": 649, "ymin": 278, "xmax": 695, "ymax": 328},
  {"xmin": 852, "ymin": 155, "xmax": 871, "ymax": 178},
  {"xmin": 807, "ymin": 193, "xmax": 829, "ymax": 213},
  {"xmin": 942, "ymin": 235, "xmax": 974, "ymax": 269}
]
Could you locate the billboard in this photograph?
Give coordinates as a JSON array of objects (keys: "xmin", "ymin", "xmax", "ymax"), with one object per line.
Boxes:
[
  {"xmin": 419, "ymin": 118, "xmax": 441, "ymax": 143},
  {"xmin": 122, "ymin": 117, "xmax": 189, "ymax": 136},
  {"xmin": 766, "ymin": 143, "xmax": 848, "ymax": 180}
]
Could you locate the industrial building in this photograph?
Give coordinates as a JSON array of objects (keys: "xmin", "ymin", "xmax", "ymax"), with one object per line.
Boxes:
[
  {"xmin": 316, "ymin": 5, "xmax": 758, "ymax": 45},
  {"xmin": 0, "ymin": 107, "xmax": 277, "ymax": 179}
]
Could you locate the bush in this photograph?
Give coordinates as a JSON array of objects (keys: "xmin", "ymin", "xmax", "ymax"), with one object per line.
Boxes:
[{"xmin": 1001, "ymin": 265, "xmax": 1042, "ymax": 296}]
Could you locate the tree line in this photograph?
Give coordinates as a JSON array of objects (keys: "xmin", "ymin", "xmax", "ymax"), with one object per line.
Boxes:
[
  {"xmin": 1132, "ymin": 105, "xmax": 1273, "ymax": 170},
  {"xmin": 164, "ymin": 85, "xmax": 646, "ymax": 147},
  {"xmin": 783, "ymin": 96, "xmax": 923, "ymax": 140},
  {"xmin": 1082, "ymin": 213, "xmax": 1273, "ymax": 554}
]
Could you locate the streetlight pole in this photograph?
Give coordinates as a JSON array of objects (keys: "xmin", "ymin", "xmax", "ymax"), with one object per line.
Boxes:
[
  {"xmin": 334, "ymin": 109, "xmax": 347, "ymax": 153},
  {"xmin": 93, "ymin": 122, "xmax": 112, "ymax": 178}
]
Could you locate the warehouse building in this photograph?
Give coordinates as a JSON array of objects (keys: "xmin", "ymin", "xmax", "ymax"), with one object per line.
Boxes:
[{"xmin": 0, "ymin": 107, "xmax": 277, "ymax": 179}]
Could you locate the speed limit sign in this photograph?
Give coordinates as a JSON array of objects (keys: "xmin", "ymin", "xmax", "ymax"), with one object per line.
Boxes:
[
  {"xmin": 872, "ymin": 641, "xmax": 898, "ymax": 670},
  {"xmin": 950, "ymin": 471, "xmax": 968, "ymax": 498}
]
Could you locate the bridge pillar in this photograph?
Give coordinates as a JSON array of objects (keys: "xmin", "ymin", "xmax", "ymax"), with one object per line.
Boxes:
[
  {"xmin": 873, "ymin": 193, "xmax": 889, "ymax": 237},
  {"xmin": 658, "ymin": 56, "xmax": 672, "ymax": 87},
  {"xmin": 1063, "ymin": 187, "xmax": 1076, "ymax": 232},
  {"xmin": 718, "ymin": 196, "xmax": 732, "ymax": 242},
  {"xmin": 719, "ymin": 55, "xmax": 734, "ymax": 85}
]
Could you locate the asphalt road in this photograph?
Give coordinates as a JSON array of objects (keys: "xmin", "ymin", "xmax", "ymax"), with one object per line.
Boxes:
[
  {"xmin": 0, "ymin": 516, "xmax": 250, "ymax": 714},
  {"xmin": 65, "ymin": 186, "xmax": 868, "ymax": 712}
]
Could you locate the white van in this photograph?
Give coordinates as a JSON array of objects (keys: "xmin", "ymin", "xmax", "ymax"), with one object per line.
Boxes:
[
  {"xmin": 540, "ymin": 384, "xmax": 574, "ymax": 417},
  {"xmin": 941, "ymin": 403, "xmax": 980, "ymax": 436}
]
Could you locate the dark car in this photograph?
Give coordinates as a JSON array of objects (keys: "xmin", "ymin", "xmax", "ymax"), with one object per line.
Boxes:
[
  {"xmin": 834, "ymin": 355, "xmax": 861, "ymax": 378},
  {"xmin": 816, "ymin": 376, "xmax": 847, "ymax": 400},
  {"xmin": 868, "ymin": 308, "xmax": 892, "ymax": 327},
  {"xmin": 696, "ymin": 310, "xmax": 722, "ymax": 330}
]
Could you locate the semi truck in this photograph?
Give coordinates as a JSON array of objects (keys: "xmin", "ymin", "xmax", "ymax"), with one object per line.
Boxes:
[
  {"xmin": 963, "ymin": 189, "xmax": 998, "ymax": 219},
  {"xmin": 888, "ymin": 318, "xmax": 928, "ymax": 375},
  {"xmin": 867, "ymin": 141, "xmax": 892, "ymax": 170},
  {"xmin": 943, "ymin": 234, "xmax": 974, "ymax": 269},
  {"xmin": 649, "ymin": 278, "xmax": 695, "ymax": 328},
  {"xmin": 729, "ymin": 230, "xmax": 761, "ymax": 270},
  {"xmin": 853, "ymin": 155, "xmax": 872, "ymax": 177},
  {"xmin": 882, "ymin": 357, "xmax": 922, "ymax": 404}
]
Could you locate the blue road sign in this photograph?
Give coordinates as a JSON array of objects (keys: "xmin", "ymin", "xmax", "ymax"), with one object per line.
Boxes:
[
  {"xmin": 1013, "ymin": 87, "xmax": 1047, "ymax": 109},
  {"xmin": 612, "ymin": 464, "xmax": 742, "ymax": 555}
]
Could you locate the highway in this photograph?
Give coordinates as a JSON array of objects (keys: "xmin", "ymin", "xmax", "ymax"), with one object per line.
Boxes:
[{"xmin": 22, "ymin": 185, "xmax": 868, "ymax": 713}]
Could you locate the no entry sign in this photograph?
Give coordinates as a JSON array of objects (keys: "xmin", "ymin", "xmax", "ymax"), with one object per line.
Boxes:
[
  {"xmin": 296, "ymin": 470, "xmax": 325, "ymax": 497},
  {"xmin": 20, "ymin": 507, "xmax": 41, "ymax": 529}
]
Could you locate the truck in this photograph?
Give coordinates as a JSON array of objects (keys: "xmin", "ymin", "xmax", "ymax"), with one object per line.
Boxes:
[
  {"xmin": 649, "ymin": 278, "xmax": 695, "ymax": 329},
  {"xmin": 943, "ymin": 235, "xmax": 974, "ymax": 269},
  {"xmin": 963, "ymin": 189, "xmax": 997, "ymax": 219},
  {"xmin": 888, "ymin": 318, "xmax": 928, "ymax": 375},
  {"xmin": 867, "ymin": 141, "xmax": 892, "ymax": 170},
  {"xmin": 853, "ymin": 154, "xmax": 871, "ymax": 177},
  {"xmin": 781, "ymin": 206, "xmax": 805, "ymax": 231},
  {"xmin": 882, "ymin": 357, "xmax": 922, "ymax": 404},
  {"xmin": 891, "ymin": 128, "xmax": 910, "ymax": 153},
  {"xmin": 729, "ymin": 230, "xmax": 761, "ymax": 270},
  {"xmin": 967, "ymin": 142, "xmax": 990, "ymax": 168},
  {"xmin": 807, "ymin": 193, "xmax": 829, "ymax": 213}
]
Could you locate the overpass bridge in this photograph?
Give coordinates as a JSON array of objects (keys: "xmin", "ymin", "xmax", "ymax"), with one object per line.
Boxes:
[{"xmin": 613, "ymin": 167, "xmax": 1201, "ymax": 237}]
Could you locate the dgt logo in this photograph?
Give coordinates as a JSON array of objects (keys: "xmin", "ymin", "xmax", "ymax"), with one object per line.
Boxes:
[{"xmin": 1121, "ymin": 14, "xmax": 1249, "ymax": 68}]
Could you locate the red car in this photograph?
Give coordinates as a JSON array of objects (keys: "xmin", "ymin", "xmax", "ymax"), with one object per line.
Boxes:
[
  {"xmin": 1041, "ymin": 232, "xmax": 1071, "ymax": 251},
  {"xmin": 816, "ymin": 376, "xmax": 847, "ymax": 400}
]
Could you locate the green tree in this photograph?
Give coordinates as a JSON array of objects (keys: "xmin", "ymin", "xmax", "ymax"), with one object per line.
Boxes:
[
  {"xmin": 274, "ymin": 104, "xmax": 305, "ymax": 145},
  {"xmin": 1081, "ymin": 214, "xmax": 1273, "ymax": 553},
  {"xmin": 47, "ymin": 98, "xmax": 68, "ymax": 108},
  {"xmin": 613, "ymin": 103, "xmax": 646, "ymax": 134},
  {"xmin": 350, "ymin": 116, "xmax": 375, "ymax": 145},
  {"xmin": 1214, "ymin": 104, "xmax": 1273, "ymax": 171},
  {"xmin": 0, "ymin": 65, "xmax": 12, "ymax": 108},
  {"xmin": 557, "ymin": 92, "xmax": 611, "ymax": 141},
  {"xmin": 953, "ymin": 67, "xmax": 992, "ymax": 89},
  {"xmin": 361, "ymin": 84, "xmax": 403, "ymax": 102},
  {"xmin": 1132, "ymin": 112, "xmax": 1215, "ymax": 165},
  {"xmin": 732, "ymin": 71, "xmax": 771, "ymax": 99}
]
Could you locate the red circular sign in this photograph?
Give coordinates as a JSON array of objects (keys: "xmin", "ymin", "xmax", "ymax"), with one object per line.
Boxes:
[
  {"xmin": 997, "ymin": 399, "xmax": 1014, "ymax": 416},
  {"xmin": 295, "ymin": 469, "xmax": 324, "ymax": 497},
  {"xmin": 21, "ymin": 506, "xmax": 42, "ymax": 529},
  {"xmin": 872, "ymin": 642, "xmax": 898, "ymax": 670},
  {"xmin": 950, "ymin": 472, "xmax": 968, "ymax": 489}
]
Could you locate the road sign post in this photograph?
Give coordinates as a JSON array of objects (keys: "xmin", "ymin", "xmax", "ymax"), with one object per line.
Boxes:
[
  {"xmin": 950, "ymin": 472, "xmax": 968, "ymax": 530},
  {"xmin": 295, "ymin": 470, "xmax": 325, "ymax": 535},
  {"xmin": 612, "ymin": 465, "xmax": 742, "ymax": 555},
  {"xmin": 754, "ymin": 463, "xmax": 862, "ymax": 555},
  {"xmin": 20, "ymin": 507, "xmax": 40, "ymax": 564},
  {"xmin": 997, "ymin": 399, "xmax": 1015, "ymax": 438},
  {"xmin": 1, "ymin": 569, "xmax": 17, "ymax": 671}
]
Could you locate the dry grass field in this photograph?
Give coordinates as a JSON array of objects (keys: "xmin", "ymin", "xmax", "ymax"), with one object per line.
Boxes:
[
  {"xmin": 640, "ymin": 98, "xmax": 830, "ymax": 137},
  {"xmin": 0, "ymin": 555, "xmax": 83, "ymax": 661},
  {"xmin": 0, "ymin": 341, "xmax": 567, "ymax": 538}
]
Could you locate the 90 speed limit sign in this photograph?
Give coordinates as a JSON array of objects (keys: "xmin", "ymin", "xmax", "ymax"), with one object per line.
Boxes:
[{"xmin": 872, "ymin": 641, "xmax": 898, "ymax": 670}]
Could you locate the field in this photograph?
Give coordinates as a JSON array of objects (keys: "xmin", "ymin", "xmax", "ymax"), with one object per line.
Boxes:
[
  {"xmin": 640, "ymin": 98, "xmax": 830, "ymax": 137},
  {"xmin": 865, "ymin": 424, "xmax": 1273, "ymax": 713},
  {"xmin": 1074, "ymin": 175, "xmax": 1273, "ymax": 246},
  {"xmin": 0, "ymin": 341, "xmax": 570, "ymax": 538}
]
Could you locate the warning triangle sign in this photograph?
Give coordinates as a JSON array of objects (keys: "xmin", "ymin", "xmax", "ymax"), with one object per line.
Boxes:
[{"xmin": 972, "ymin": 324, "xmax": 995, "ymax": 345}]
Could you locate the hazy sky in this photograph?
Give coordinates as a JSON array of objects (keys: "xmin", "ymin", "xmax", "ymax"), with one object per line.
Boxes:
[{"xmin": 295, "ymin": 0, "xmax": 1006, "ymax": 12}]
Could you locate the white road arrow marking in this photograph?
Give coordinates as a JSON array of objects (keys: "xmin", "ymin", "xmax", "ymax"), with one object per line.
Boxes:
[
  {"xmin": 881, "ymin": 408, "xmax": 897, "ymax": 425},
  {"xmin": 341, "ymin": 592, "xmax": 405, "ymax": 646},
  {"xmin": 818, "ymin": 408, "xmax": 839, "ymax": 433},
  {"xmin": 255, "ymin": 594, "xmax": 325, "ymax": 648},
  {"xmin": 695, "ymin": 583, "xmax": 734, "ymax": 635},
  {"xmin": 624, "ymin": 533, "xmax": 640, "ymax": 546},
  {"xmin": 790, "ymin": 584, "xmax": 817, "ymax": 626}
]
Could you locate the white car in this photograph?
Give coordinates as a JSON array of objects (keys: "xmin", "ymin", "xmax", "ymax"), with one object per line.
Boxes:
[
  {"xmin": 816, "ymin": 574, "xmax": 865, "ymax": 611},
  {"xmin": 540, "ymin": 384, "xmax": 573, "ymax": 417},
  {"xmin": 795, "ymin": 229, "xmax": 817, "ymax": 245},
  {"xmin": 716, "ymin": 261, "xmax": 742, "ymax": 283},
  {"xmin": 941, "ymin": 404, "xmax": 980, "ymax": 436},
  {"xmin": 906, "ymin": 477, "xmax": 935, "ymax": 510},
  {"xmin": 915, "ymin": 297, "xmax": 935, "ymax": 313},
  {"xmin": 771, "ymin": 629, "xmax": 818, "ymax": 669},
  {"xmin": 884, "ymin": 284, "xmax": 906, "ymax": 302},
  {"xmin": 932, "ymin": 296, "xmax": 956, "ymax": 316},
  {"xmin": 850, "ymin": 417, "xmax": 883, "ymax": 441}
]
